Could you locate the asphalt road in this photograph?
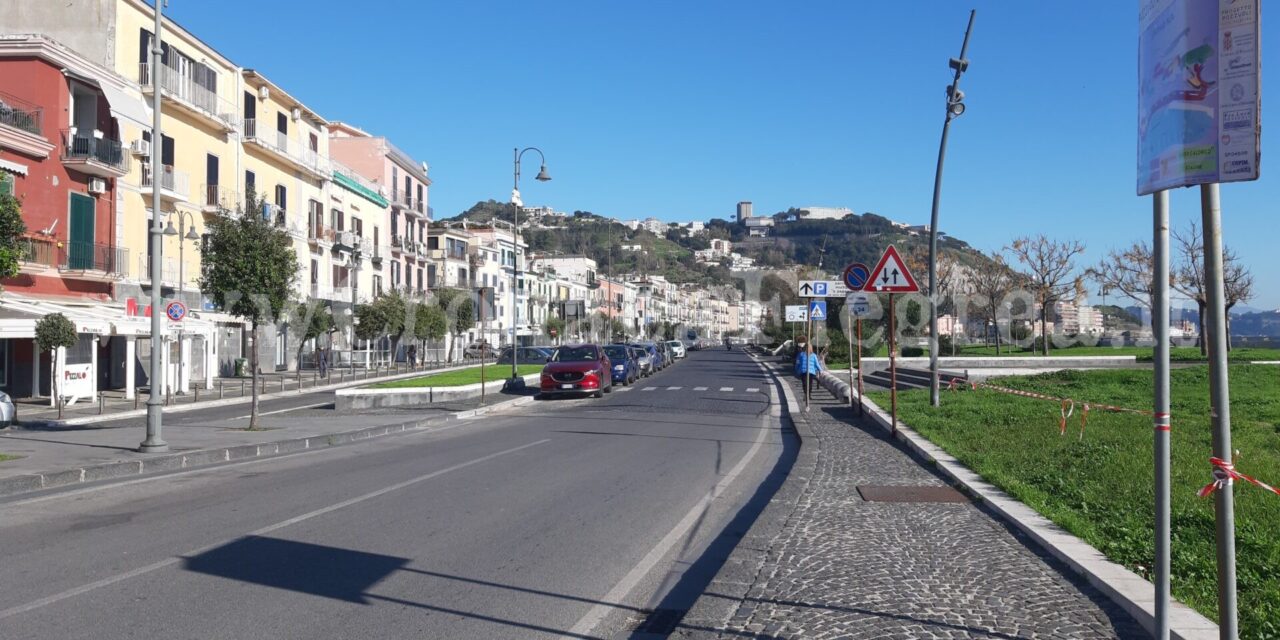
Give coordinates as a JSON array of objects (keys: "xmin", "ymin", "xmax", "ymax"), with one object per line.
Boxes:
[{"xmin": 0, "ymin": 348, "xmax": 792, "ymax": 639}]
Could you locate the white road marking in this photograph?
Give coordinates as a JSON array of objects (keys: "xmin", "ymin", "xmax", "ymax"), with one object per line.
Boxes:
[
  {"xmin": 694, "ymin": 387, "xmax": 708, "ymax": 391},
  {"xmin": 0, "ymin": 439, "xmax": 551, "ymax": 621},
  {"xmin": 746, "ymin": 388, "xmax": 760, "ymax": 393},
  {"xmin": 563, "ymin": 391, "xmax": 776, "ymax": 638},
  {"xmin": 719, "ymin": 387, "xmax": 734, "ymax": 392},
  {"xmin": 642, "ymin": 387, "xmax": 657, "ymax": 391},
  {"xmin": 228, "ymin": 401, "xmax": 332, "ymax": 421},
  {"xmin": 666, "ymin": 386, "xmax": 682, "ymax": 391},
  {"xmin": 615, "ymin": 387, "xmax": 632, "ymax": 393}
]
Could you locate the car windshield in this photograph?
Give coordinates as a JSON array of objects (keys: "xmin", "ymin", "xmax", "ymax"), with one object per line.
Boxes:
[
  {"xmin": 551, "ymin": 346, "xmax": 598, "ymax": 362},
  {"xmin": 604, "ymin": 346, "xmax": 629, "ymax": 361}
]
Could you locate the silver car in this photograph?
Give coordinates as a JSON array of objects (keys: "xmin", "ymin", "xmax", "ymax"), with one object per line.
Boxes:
[{"xmin": 0, "ymin": 390, "xmax": 15, "ymax": 427}]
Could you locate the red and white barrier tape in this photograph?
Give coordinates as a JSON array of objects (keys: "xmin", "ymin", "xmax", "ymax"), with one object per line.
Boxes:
[
  {"xmin": 1198, "ymin": 457, "xmax": 1280, "ymax": 499},
  {"xmin": 950, "ymin": 379, "xmax": 1146, "ymax": 439}
]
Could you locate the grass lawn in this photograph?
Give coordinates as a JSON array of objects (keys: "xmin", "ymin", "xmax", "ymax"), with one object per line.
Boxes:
[
  {"xmin": 868, "ymin": 365, "xmax": 1280, "ymax": 636},
  {"xmin": 0, "ymin": 454, "xmax": 18, "ymax": 463},
  {"xmin": 370, "ymin": 364, "xmax": 544, "ymax": 389},
  {"xmin": 821, "ymin": 345, "xmax": 1279, "ymax": 370}
]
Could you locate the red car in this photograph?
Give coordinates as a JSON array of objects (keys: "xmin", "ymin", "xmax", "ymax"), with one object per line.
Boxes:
[{"xmin": 539, "ymin": 344, "xmax": 614, "ymax": 398}]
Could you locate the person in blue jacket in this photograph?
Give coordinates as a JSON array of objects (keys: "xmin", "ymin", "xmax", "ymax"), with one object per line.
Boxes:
[{"xmin": 794, "ymin": 341, "xmax": 821, "ymax": 392}]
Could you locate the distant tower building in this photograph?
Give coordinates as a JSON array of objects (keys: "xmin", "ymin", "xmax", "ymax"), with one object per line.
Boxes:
[{"xmin": 737, "ymin": 201, "xmax": 753, "ymax": 222}]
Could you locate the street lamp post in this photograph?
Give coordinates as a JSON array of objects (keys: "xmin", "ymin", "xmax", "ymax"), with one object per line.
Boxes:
[
  {"xmin": 163, "ymin": 211, "xmax": 201, "ymax": 394},
  {"xmin": 139, "ymin": 0, "xmax": 168, "ymax": 453},
  {"xmin": 508, "ymin": 147, "xmax": 551, "ymax": 386},
  {"xmin": 928, "ymin": 10, "xmax": 975, "ymax": 408}
]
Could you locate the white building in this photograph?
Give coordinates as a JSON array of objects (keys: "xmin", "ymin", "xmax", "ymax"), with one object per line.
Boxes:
[{"xmin": 798, "ymin": 206, "xmax": 854, "ymax": 220}]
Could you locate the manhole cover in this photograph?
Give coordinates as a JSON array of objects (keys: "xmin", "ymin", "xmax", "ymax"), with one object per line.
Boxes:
[
  {"xmin": 857, "ymin": 485, "xmax": 968, "ymax": 503},
  {"xmin": 624, "ymin": 608, "xmax": 688, "ymax": 634}
]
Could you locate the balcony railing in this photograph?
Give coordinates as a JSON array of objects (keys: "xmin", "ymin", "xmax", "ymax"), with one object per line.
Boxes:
[
  {"xmin": 141, "ymin": 164, "xmax": 190, "ymax": 200},
  {"xmin": 0, "ymin": 92, "xmax": 42, "ymax": 136},
  {"xmin": 60, "ymin": 130, "xmax": 130, "ymax": 174},
  {"xmin": 201, "ymin": 184, "xmax": 240, "ymax": 211},
  {"xmin": 137, "ymin": 254, "xmax": 181, "ymax": 285},
  {"xmin": 390, "ymin": 189, "xmax": 426, "ymax": 215},
  {"xmin": 60, "ymin": 241, "xmax": 127, "ymax": 275},
  {"xmin": 138, "ymin": 63, "xmax": 237, "ymax": 130},
  {"xmin": 17, "ymin": 237, "xmax": 57, "ymax": 268},
  {"xmin": 243, "ymin": 119, "xmax": 327, "ymax": 175}
]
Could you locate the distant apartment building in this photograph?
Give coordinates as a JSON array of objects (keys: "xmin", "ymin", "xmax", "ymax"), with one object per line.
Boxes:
[
  {"xmin": 797, "ymin": 206, "xmax": 853, "ymax": 221},
  {"xmin": 736, "ymin": 201, "xmax": 753, "ymax": 221}
]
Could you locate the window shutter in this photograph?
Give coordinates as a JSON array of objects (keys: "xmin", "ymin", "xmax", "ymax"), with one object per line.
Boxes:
[{"xmin": 0, "ymin": 173, "xmax": 12, "ymax": 197}]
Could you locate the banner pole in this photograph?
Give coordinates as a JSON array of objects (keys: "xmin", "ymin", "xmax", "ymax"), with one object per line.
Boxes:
[
  {"xmin": 1201, "ymin": 183, "xmax": 1237, "ymax": 639},
  {"xmin": 847, "ymin": 306, "xmax": 856, "ymax": 410},
  {"xmin": 1153, "ymin": 190, "xmax": 1171, "ymax": 640},
  {"xmin": 804, "ymin": 315, "xmax": 812, "ymax": 411}
]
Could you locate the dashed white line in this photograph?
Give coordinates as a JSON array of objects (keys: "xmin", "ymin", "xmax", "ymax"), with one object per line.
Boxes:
[
  {"xmin": 642, "ymin": 387, "xmax": 657, "ymax": 392},
  {"xmin": 746, "ymin": 388, "xmax": 760, "ymax": 393},
  {"xmin": 719, "ymin": 387, "xmax": 734, "ymax": 392},
  {"xmin": 694, "ymin": 386, "xmax": 708, "ymax": 391},
  {"xmin": 666, "ymin": 386, "xmax": 682, "ymax": 391}
]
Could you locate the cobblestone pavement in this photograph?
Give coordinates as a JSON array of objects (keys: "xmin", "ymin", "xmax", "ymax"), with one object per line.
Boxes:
[{"xmin": 676, "ymin": 372, "xmax": 1144, "ymax": 639}]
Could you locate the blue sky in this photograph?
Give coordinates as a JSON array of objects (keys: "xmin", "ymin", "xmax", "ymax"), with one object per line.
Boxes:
[{"xmin": 165, "ymin": 1, "xmax": 1278, "ymax": 308}]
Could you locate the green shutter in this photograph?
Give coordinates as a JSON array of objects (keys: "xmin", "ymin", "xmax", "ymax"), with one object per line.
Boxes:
[
  {"xmin": 68, "ymin": 193, "xmax": 95, "ymax": 269},
  {"xmin": 0, "ymin": 173, "xmax": 12, "ymax": 197}
]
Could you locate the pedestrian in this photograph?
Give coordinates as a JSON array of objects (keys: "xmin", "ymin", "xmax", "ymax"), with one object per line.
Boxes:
[
  {"xmin": 317, "ymin": 346, "xmax": 328, "ymax": 378},
  {"xmin": 408, "ymin": 344, "xmax": 418, "ymax": 368},
  {"xmin": 794, "ymin": 342, "xmax": 821, "ymax": 393}
]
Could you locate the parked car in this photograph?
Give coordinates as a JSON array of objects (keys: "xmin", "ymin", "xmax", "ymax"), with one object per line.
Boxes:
[
  {"xmin": 497, "ymin": 346, "xmax": 554, "ymax": 365},
  {"xmin": 629, "ymin": 345, "xmax": 654, "ymax": 376},
  {"xmin": 463, "ymin": 341, "xmax": 495, "ymax": 359},
  {"xmin": 0, "ymin": 390, "xmax": 14, "ymax": 427},
  {"xmin": 654, "ymin": 341, "xmax": 673, "ymax": 366},
  {"xmin": 666, "ymin": 340, "xmax": 687, "ymax": 359},
  {"xmin": 604, "ymin": 344, "xmax": 639, "ymax": 386},
  {"xmin": 639, "ymin": 341, "xmax": 667, "ymax": 371},
  {"xmin": 540, "ymin": 344, "xmax": 614, "ymax": 398}
]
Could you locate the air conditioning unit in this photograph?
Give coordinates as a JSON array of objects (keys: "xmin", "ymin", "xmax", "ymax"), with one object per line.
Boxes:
[
  {"xmin": 130, "ymin": 139, "xmax": 150, "ymax": 156},
  {"xmin": 258, "ymin": 86, "xmax": 270, "ymax": 101},
  {"xmin": 88, "ymin": 178, "xmax": 107, "ymax": 194},
  {"xmin": 291, "ymin": 107, "xmax": 301, "ymax": 122}
]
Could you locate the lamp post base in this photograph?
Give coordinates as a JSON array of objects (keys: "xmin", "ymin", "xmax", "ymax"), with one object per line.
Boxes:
[
  {"xmin": 503, "ymin": 377, "xmax": 527, "ymax": 392},
  {"xmin": 137, "ymin": 440, "xmax": 169, "ymax": 453}
]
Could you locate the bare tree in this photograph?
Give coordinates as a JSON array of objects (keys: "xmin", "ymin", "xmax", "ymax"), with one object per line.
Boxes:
[
  {"xmin": 1085, "ymin": 242, "xmax": 1156, "ymax": 310},
  {"xmin": 1006, "ymin": 235, "xmax": 1087, "ymax": 355},
  {"xmin": 968, "ymin": 251, "xmax": 1015, "ymax": 354},
  {"xmin": 1173, "ymin": 222, "xmax": 1255, "ymax": 353}
]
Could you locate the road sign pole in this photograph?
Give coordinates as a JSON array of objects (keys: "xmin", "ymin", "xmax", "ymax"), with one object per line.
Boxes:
[
  {"xmin": 856, "ymin": 318, "xmax": 863, "ymax": 416},
  {"xmin": 847, "ymin": 306, "xmax": 855, "ymax": 410},
  {"xmin": 1201, "ymin": 183, "xmax": 1237, "ymax": 639},
  {"xmin": 804, "ymin": 316, "xmax": 812, "ymax": 411},
  {"xmin": 889, "ymin": 294, "xmax": 897, "ymax": 435},
  {"xmin": 1152, "ymin": 189, "xmax": 1171, "ymax": 640}
]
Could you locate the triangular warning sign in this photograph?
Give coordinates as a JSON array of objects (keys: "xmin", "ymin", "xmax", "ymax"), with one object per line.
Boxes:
[{"xmin": 865, "ymin": 245, "xmax": 920, "ymax": 293}]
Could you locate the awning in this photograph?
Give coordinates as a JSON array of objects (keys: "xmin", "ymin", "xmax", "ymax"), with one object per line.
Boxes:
[
  {"xmin": 332, "ymin": 170, "xmax": 389, "ymax": 207},
  {"xmin": 98, "ymin": 83, "xmax": 152, "ymax": 128},
  {"xmin": 0, "ymin": 158, "xmax": 28, "ymax": 176}
]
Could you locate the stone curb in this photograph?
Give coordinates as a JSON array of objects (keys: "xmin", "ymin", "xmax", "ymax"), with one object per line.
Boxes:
[
  {"xmin": 856, "ymin": 394, "xmax": 1218, "ymax": 640},
  {"xmin": 677, "ymin": 355, "xmax": 819, "ymax": 637},
  {"xmin": 0, "ymin": 394, "xmax": 538, "ymax": 500},
  {"xmin": 28, "ymin": 362, "xmax": 493, "ymax": 428}
]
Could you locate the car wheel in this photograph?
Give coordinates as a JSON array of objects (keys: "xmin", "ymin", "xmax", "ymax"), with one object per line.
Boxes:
[{"xmin": 593, "ymin": 390, "xmax": 604, "ymax": 399}]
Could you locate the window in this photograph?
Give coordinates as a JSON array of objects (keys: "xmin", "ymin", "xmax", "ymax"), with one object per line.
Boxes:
[
  {"xmin": 0, "ymin": 173, "xmax": 12, "ymax": 197},
  {"xmin": 405, "ymin": 265, "xmax": 412, "ymax": 290},
  {"xmin": 310, "ymin": 260, "xmax": 318, "ymax": 285},
  {"xmin": 351, "ymin": 217, "xmax": 363, "ymax": 237},
  {"xmin": 330, "ymin": 208, "xmax": 344, "ymax": 232},
  {"xmin": 0, "ymin": 339, "xmax": 7, "ymax": 385},
  {"xmin": 417, "ymin": 183, "xmax": 424, "ymax": 207},
  {"xmin": 274, "ymin": 185, "xmax": 287, "ymax": 211},
  {"xmin": 245, "ymin": 170, "xmax": 256, "ymax": 199},
  {"xmin": 243, "ymin": 91, "xmax": 256, "ymax": 122},
  {"xmin": 276, "ymin": 112, "xmax": 288, "ymax": 135},
  {"xmin": 416, "ymin": 268, "xmax": 423, "ymax": 291},
  {"xmin": 309, "ymin": 132, "xmax": 318, "ymax": 152},
  {"xmin": 391, "ymin": 261, "xmax": 401, "ymax": 286}
]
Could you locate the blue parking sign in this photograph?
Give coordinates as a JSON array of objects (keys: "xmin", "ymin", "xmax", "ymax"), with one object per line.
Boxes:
[{"xmin": 808, "ymin": 300, "xmax": 827, "ymax": 321}]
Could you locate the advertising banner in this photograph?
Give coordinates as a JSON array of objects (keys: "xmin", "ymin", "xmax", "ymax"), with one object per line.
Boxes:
[
  {"xmin": 61, "ymin": 363, "xmax": 93, "ymax": 404},
  {"xmin": 1138, "ymin": 0, "xmax": 1260, "ymax": 195}
]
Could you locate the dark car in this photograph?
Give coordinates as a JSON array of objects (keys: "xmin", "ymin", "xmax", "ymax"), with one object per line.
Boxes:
[
  {"xmin": 540, "ymin": 344, "xmax": 613, "ymax": 398},
  {"xmin": 604, "ymin": 344, "xmax": 639, "ymax": 386},
  {"xmin": 497, "ymin": 346, "xmax": 554, "ymax": 365}
]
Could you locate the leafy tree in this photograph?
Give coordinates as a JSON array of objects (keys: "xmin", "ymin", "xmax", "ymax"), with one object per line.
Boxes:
[
  {"xmin": 354, "ymin": 303, "xmax": 386, "ymax": 341},
  {"xmin": 0, "ymin": 191, "xmax": 27, "ymax": 284},
  {"xmin": 1006, "ymin": 235, "xmax": 1086, "ymax": 355},
  {"xmin": 289, "ymin": 301, "xmax": 332, "ymax": 369},
  {"xmin": 35, "ymin": 312, "xmax": 78, "ymax": 419},
  {"xmin": 200, "ymin": 189, "xmax": 299, "ymax": 429},
  {"xmin": 544, "ymin": 316, "xmax": 566, "ymax": 343},
  {"xmin": 415, "ymin": 303, "xmax": 447, "ymax": 360}
]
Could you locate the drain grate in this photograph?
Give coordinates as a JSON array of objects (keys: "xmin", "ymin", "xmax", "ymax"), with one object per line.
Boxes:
[
  {"xmin": 624, "ymin": 608, "xmax": 689, "ymax": 635},
  {"xmin": 857, "ymin": 485, "xmax": 968, "ymax": 503}
]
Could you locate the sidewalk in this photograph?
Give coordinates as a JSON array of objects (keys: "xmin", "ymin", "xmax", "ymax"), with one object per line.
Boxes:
[
  {"xmin": 13, "ymin": 359, "xmax": 488, "ymax": 426},
  {"xmin": 677, "ymin": 363, "xmax": 1144, "ymax": 639},
  {"xmin": 0, "ymin": 360, "xmax": 521, "ymax": 498}
]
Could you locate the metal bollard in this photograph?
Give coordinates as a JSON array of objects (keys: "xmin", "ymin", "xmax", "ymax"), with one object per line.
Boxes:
[
  {"xmin": 165, "ymin": 386, "xmax": 171, "ymax": 406},
  {"xmin": 280, "ymin": 377, "xmax": 285, "ymax": 393},
  {"xmin": 134, "ymin": 389, "xmax": 140, "ymax": 410},
  {"xmin": 99, "ymin": 393, "xmax": 104, "ymax": 415},
  {"xmin": 194, "ymin": 386, "xmax": 200, "ymax": 403},
  {"xmin": 219, "ymin": 381, "xmax": 224, "ymax": 399},
  {"xmin": 241, "ymin": 378, "xmax": 246, "ymax": 396}
]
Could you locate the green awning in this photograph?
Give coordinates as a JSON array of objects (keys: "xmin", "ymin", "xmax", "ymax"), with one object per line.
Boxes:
[{"xmin": 332, "ymin": 170, "xmax": 389, "ymax": 207}]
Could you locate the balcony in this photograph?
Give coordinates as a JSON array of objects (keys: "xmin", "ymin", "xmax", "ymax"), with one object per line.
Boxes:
[
  {"xmin": 136, "ymin": 254, "xmax": 182, "ymax": 286},
  {"xmin": 0, "ymin": 92, "xmax": 54, "ymax": 159},
  {"xmin": 201, "ymin": 184, "xmax": 240, "ymax": 213},
  {"xmin": 17, "ymin": 237, "xmax": 57, "ymax": 273},
  {"xmin": 308, "ymin": 223, "xmax": 333, "ymax": 247},
  {"xmin": 390, "ymin": 189, "xmax": 426, "ymax": 216},
  {"xmin": 401, "ymin": 238, "xmax": 417, "ymax": 256},
  {"xmin": 59, "ymin": 242, "xmax": 127, "ymax": 281},
  {"xmin": 242, "ymin": 119, "xmax": 328, "ymax": 179},
  {"xmin": 138, "ymin": 63, "xmax": 238, "ymax": 132},
  {"xmin": 60, "ymin": 130, "xmax": 131, "ymax": 178},
  {"xmin": 334, "ymin": 230, "xmax": 357, "ymax": 252},
  {"xmin": 141, "ymin": 164, "xmax": 190, "ymax": 203}
]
